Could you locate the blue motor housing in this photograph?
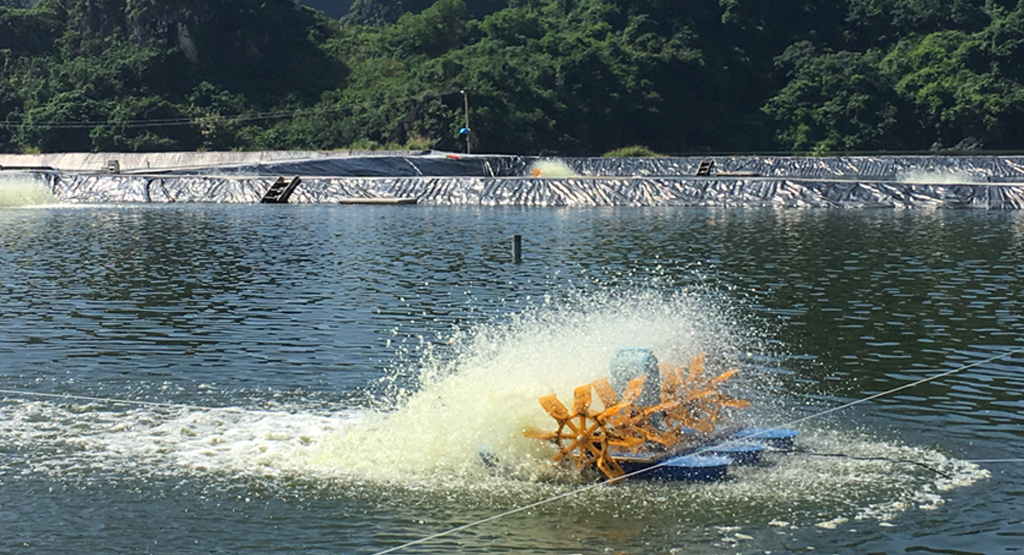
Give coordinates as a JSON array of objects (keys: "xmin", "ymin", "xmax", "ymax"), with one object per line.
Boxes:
[
  {"xmin": 609, "ymin": 347, "xmax": 662, "ymax": 406},
  {"xmin": 705, "ymin": 443, "xmax": 766, "ymax": 465},
  {"xmin": 733, "ymin": 428, "xmax": 799, "ymax": 451},
  {"xmin": 646, "ymin": 455, "xmax": 733, "ymax": 482}
]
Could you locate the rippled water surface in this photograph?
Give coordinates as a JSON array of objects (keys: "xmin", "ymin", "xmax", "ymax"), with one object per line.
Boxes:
[{"xmin": 1, "ymin": 204, "xmax": 1022, "ymax": 554}]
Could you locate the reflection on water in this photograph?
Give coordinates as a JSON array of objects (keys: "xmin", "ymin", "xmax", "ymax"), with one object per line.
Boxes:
[{"xmin": 1, "ymin": 205, "xmax": 1022, "ymax": 554}]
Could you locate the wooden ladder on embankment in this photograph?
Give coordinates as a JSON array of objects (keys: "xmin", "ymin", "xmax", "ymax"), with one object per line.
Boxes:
[
  {"xmin": 260, "ymin": 176, "xmax": 301, "ymax": 203},
  {"xmin": 696, "ymin": 159, "xmax": 715, "ymax": 176}
]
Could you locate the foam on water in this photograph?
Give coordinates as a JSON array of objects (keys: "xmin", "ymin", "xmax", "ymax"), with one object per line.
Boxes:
[
  {"xmin": 0, "ymin": 288, "xmax": 990, "ymax": 529},
  {"xmin": 0, "ymin": 398, "xmax": 989, "ymax": 529},
  {"xmin": 0, "ymin": 173, "xmax": 57, "ymax": 207}
]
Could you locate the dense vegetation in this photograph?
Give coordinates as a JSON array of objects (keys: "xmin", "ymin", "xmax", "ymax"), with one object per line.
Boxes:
[{"xmin": 2, "ymin": 0, "xmax": 1024, "ymax": 154}]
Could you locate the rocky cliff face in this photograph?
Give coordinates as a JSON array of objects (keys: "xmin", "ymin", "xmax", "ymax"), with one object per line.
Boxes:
[
  {"xmin": 58, "ymin": 0, "xmax": 330, "ymax": 67},
  {"xmin": 50, "ymin": 0, "xmax": 345, "ymax": 101},
  {"xmin": 4, "ymin": 0, "xmax": 347, "ymax": 97}
]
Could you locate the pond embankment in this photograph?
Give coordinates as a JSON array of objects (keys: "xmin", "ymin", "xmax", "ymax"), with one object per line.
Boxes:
[{"xmin": 4, "ymin": 151, "xmax": 1024, "ymax": 208}]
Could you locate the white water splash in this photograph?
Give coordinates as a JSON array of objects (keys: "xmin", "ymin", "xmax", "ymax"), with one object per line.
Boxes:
[
  {"xmin": 896, "ymin": 169, "xmax": 986, "ymax": 185},
  {"xmin": 0, "ymin": 173, "xmax": 57, "ymax": 207},
  {"xmin": 1, "ymin": 288, "xmax": 744, "ymax": 484},
  {"xmin": 297, "ymin": 288, "xmax": 744, "ymax": 482},
  {"xmin": 527, "ymin": 159, "xmax": 581, "ymax": 178},
  {"xmin": 0, "ymin": 288, "xmax": 990, "ymax": 529}
]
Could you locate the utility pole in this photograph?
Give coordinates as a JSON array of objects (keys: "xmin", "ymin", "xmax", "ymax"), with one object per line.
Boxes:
[{"xmin": 461, "ymin": 89, "xmax": 471, "ymax": 154}]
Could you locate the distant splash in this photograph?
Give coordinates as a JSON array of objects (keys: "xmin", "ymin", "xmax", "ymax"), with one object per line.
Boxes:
[
  {"xmin": 39, "ymin": 153, "xmax": 1024, "ymax": 207},
  {"xmin": 0, "ymin": 287, "xmax": 989, "ymax": 528},
  {"xmin": 0, "ymin": 173, "xmax": 57, "ymax": 207},
  {"xmin": 527, "ymin": 159, "xmax": 580, "ymax": 178},
  {"xmin": 896, "ymin": 169, "xmax": 987, "ymax": 184}
]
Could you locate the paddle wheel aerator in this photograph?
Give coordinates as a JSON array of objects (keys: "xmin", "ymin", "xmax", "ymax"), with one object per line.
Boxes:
[{"xmin": 523, "ymin": 348, "xmax": 795, "ymax": 481}]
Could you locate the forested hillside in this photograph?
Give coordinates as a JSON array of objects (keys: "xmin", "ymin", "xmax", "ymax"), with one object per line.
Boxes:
[
  {"xmin": 300, "ymin": 1, "xmax": 352, "ymax": 19},
  {"xmin": 2, "ymin": 0, "xmax": 1023, "ymax": 155}
]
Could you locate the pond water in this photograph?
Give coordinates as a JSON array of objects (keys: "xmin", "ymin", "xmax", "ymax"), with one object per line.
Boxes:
[{"xmin": 1, "ymin": 203, "xmax": 1022, "ymax": 554}]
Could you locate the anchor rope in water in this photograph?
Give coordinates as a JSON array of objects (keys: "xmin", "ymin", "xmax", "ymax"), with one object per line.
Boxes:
[
  {"xmin": 775, "ymin": 347, "xmax": 1024, "ymax": 429},
  {"xmin": 368, "ymin": 346, "xmax": 1024, "ymax": 555},
  {"xmin": 797, "ymin": 450, "xmax": 954, "ymax": 478}
]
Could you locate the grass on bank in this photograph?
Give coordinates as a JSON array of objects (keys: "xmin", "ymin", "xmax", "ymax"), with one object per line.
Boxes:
[{"xmin": 602, "ymin": 145, "xmax": 665, "ymax": 157}]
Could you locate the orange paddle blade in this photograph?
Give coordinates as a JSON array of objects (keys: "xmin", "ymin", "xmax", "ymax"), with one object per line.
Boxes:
[
  {"xmin": 538, "ymin": 394, "xmax": 569, "ymax": 420},
  {"xmin": 592, "ymin": 377, "xmax": 618, "ymax": 409},
  {"xmin": 522, "ymin": 429, "xmax": 559, "ymax": 440},
  {"xmin": 621, "ymin": 376, "xmax": 646, "ymax": 404},
  {"xmin": 572, "ymin": 385, "xmax": 592, "ymax": 414},
  {"xmin": 689, "ymin": 353, "xmax": 705, "ymax": 383}
]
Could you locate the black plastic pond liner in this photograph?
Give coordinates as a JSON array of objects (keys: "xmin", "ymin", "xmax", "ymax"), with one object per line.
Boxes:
[
  {"xmin": 169, "ymin": 154, "xmax": 528, "ymax": 178},
  {"xmin": 45, "ymin": 155, "xmax": 1024, "ymax": 208}
]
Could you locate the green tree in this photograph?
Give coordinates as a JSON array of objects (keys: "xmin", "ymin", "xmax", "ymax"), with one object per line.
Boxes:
[
  {"xmin": 764, "ymin": 43, "xmax": 906, "ymax": 153},
  {"xmin": 346, "ymin": 0, "xmax": 407, "ymax": 25},
  {"xmin": 89, "ymin": 95, "xmax": 201, "ymax": 151},
  {"xmin": 14, "ymin": 88, "xmax": 105, "ymax": 151},
  {"xmin": 881, "ymin": 28, "xmax": 1024, "ymax": 148},
  {"xmin": 5, "ymin": 0, "xmax": 1024, "ymax": 154},
  {"xmin": 845, "ymin": 0, "xmax": 991, "ymax": 45}
]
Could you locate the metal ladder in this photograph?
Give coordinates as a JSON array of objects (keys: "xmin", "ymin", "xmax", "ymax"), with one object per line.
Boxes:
[
  {"xmin": 260, "ymin": 176, "xmax": 301, "ymax": 203},
  {"xmin": 696, "ymin": 159, "xmax": 715, "ymax": 176}
]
